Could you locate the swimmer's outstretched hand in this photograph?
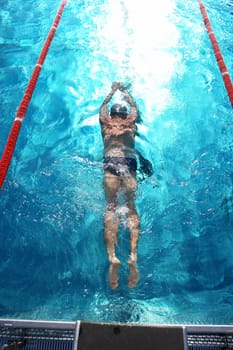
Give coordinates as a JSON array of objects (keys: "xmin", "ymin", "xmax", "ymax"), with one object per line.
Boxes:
[
  {"xmin": 111, "ymin": 81, "xmax": 120, "ymax": 91},
  {"xmin": 111, "ymin": 81, "xmax": 126, "ymax": 91}
]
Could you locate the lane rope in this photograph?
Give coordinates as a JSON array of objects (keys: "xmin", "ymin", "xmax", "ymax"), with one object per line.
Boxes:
[
  {"xmin": 0, "ymin": 0, "xmax": 68, "ymax": 189},
  {"xmin": 198, "ymin": 0, "xmax": 233, "ymax": 106}
]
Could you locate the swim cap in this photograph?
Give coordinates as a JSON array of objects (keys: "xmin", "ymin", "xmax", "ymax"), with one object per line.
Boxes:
[{"xmin": 110, "ymin": 104, "xmax": 128, "ymax": 116}]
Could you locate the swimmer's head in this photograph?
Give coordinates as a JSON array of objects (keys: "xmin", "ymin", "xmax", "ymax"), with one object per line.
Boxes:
[{"xmin": 110, "ymin": 104, "xmax": 128, "ymax": 117}]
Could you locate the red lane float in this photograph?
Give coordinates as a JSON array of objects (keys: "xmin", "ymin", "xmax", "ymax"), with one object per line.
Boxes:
[
  {"xmin": 198, "ymin": 0, "xmax": 233, "ymax": 107},
  {"xmin": 0, "ymin": 0, "xmax": 68, "ymax": 189}
]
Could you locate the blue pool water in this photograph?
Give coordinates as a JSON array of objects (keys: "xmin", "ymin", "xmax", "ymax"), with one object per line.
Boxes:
[{"xmin": 0, "ymin": 0, "xmax": 233, "ymax": 324}]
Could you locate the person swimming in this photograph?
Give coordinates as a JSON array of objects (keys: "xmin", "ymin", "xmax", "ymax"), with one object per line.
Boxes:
[{"xmin": 99, "ymin": 81, "xmax": 152, "ymax": 289}]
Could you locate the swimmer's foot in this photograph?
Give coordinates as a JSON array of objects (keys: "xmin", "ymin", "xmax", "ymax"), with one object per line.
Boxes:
[
  {"xmin": 109, "ymin": 258, "xmax": 120, "ymax": 290},
  {"xmin": 110, "ymin": 256, "xmax": 120, "ymax": 265},
  {"xmin": 128, "ymin": 258, "xmax": 139, "ymax": 288},
  {"xmin": 128, "ymin": 253, "xmax": 137, "ymax": 265}
]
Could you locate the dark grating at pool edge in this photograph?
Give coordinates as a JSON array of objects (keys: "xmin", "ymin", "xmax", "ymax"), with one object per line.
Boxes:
[{"xmin": 0, "ymin": 319, "xmax": 233, "ymax": 350}]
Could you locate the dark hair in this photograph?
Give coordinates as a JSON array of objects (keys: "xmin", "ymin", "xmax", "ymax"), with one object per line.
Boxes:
[{"xmin": 110, "ymin": 103, "xmax": 128, "ymax": 116}]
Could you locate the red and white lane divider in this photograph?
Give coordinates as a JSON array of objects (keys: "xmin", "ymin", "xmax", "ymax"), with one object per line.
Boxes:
[
  {"xmin": 198, "ymin": 0, "xmax": 233, "ymax": 107},
  {"xmin": 0, "ymin": 0, "xmax": 68, "ymax": 189}
]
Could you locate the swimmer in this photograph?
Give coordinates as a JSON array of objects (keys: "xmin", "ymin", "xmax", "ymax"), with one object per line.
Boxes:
[{"xmin": 99, "ymin": 81, "xmax": 140, "ymax": 289}]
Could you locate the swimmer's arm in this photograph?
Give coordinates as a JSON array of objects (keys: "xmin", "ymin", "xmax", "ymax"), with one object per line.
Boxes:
[
  {"xmin": 99, "ymin": 82, "xmax": 118, "ymax": 123},
  {"xmin": 121, "ymin": 90, "xmax": 138, "ymax": 122}
]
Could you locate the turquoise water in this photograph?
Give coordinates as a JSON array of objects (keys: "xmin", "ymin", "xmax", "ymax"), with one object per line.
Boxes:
[{"xmin": 0, "ymin": 0, "xmax": 233, "ymax": 324}]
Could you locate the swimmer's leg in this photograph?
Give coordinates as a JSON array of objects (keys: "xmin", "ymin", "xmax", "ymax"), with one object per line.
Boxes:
[
  {"xmin": 104, "ymin": 205, "xmax": 120, "ymax": 289},
  {"xmin": 127, "ymin": 210, "xmax": 140, "ymax": 264},
  {"xmin": 104, "ymin": 208, "xmax": 120, "ymax": 265},
  {"xmin": 124, "ymin": 174, "xmax": 140, "ymax": 265},
  {"xmin": 127, "ymin": 212, "xmax": 140, "ymax": 288},
  {"xmin": 128, "ymin": 262, "xmax": 140, "ymax": 289},
  {"xmin": 109, "ymin": 259, "xmax": 120, "ymax": 289},
  {"xmin": 123, "ymin": 173, "xmax": 140, "ymax": 288},
  {"xmin": 103, "ymin": 171, "xmax": 121, "ymax": 266}
]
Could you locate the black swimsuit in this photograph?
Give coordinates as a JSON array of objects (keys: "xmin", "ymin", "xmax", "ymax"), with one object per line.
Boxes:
[{"xmin": 103, "ymin": 157, "xmax": 137, "ymax": 176}]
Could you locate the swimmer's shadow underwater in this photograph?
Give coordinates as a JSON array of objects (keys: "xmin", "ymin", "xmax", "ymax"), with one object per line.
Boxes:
[{"xmin": 136, "ymin": 150, "xmax": 154, "ymax": 183}]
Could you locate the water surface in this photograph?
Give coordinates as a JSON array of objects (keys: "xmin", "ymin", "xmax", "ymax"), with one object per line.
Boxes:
[{"xmin": 0, "ymin": 0, "xmax": 233, "ymax": 324}]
